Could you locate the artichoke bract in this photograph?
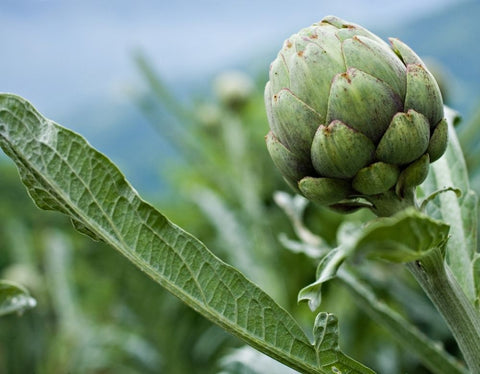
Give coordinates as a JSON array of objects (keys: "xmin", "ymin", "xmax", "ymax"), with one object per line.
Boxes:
[{"xmin": 265, "ymin": 16, "xmax": 448, "ymax": 216}]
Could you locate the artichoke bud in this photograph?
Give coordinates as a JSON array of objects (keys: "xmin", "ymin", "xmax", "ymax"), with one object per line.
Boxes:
[
  {"xmin": 265, "ymin": 16, "xmax": 448, "ymax": 216},
  {"xmin": 214, "ymin": 71, "xmax": 254, "ymax": 109}
]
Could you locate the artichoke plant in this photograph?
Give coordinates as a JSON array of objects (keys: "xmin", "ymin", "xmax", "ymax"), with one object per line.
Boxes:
[{"xmin": 265, "ymin": 16, "xmax": 448, "ymax": 216}]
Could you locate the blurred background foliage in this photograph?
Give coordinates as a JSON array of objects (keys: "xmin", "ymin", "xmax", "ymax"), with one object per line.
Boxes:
[{"xmin": 0, "ymin": 1, "xmax": 479, "ymax": 373}]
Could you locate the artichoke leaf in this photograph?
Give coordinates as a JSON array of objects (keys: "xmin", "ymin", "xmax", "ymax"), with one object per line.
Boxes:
[
  {"xmin": 405, "ymin": 64, "xmax": 444, "ymax": 128},
  {"xmin": 376, "ymin": 110, "xmax": 430, "ymax": 165},
  {"xmin": 298, "ymin": 246, "xmax": 349, "ymax": 311},
  {"xmin": 266, "ymin": 131, "xmax": 315, "ymax": 188},
  {"xmin": 427, "ymin": 118, "xmax": 448, "ymax": 162},
  {"xmin": 311, "ymin": 120, "xmax": 375, "ymax": 179},
  {"xmin": 352, "ymin": 162, "xmax": 399, "ymax": 195},
  {"xmin": 269, "ymin": 55, "xmax": 290, "ymax": 94},
  {"xmin": 343, "ymin": 35, "xmax": 406, "ymax": 98},
  {"xmin": 270, "ymin": 88, "xmax": 323, "ymax": 161},
  {"xmin": 353, "ymin": 207, "xmax": 450, "ymax": 263},
  {"xmin": 322, "ymin": 15, "xmax": 385, "ymax": 46},
  {"xmin": 389, "ymin": 38, "xmax": 425, "ymax": 66},
  {"xmin": 287, "ymin": 38, "xmax": 345, "ymax": 119},
  {"xmin": 326, "ymin": 68, "xmax": 403, "ymax": 143},
  {"xmin": 298, "ymin": 176, "xmax": 352, "ymax": 206},
  {"xmin": 396, "ymin": 154, "xmax": 430, "ymax": 198}
]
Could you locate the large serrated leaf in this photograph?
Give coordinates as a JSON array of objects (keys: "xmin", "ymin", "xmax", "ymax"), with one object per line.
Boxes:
[
  {"xmin": 0, "ymin": 94, "xmax": 317, "ymax": 373},
  {"xmin": 420, "ymin": 107, "xmax": 479, "ymax": 304},
  {"xmin": 0, "ymin": 93, "xmax": 376, "ymax": 374}
]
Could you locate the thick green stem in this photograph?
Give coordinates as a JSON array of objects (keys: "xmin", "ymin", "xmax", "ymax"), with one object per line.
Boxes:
[{"xmin": 407, "ymin": 248, "xmax": 480, "ymax": 372}]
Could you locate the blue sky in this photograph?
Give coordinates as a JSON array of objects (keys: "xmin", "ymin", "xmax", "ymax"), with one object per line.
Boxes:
[{"xmin": 1, "ymin": 0, "xmax": 466, "ymax": 117}]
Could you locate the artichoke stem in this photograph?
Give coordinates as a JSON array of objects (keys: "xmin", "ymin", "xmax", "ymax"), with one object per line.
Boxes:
[
  {"xmin": 407, "ymin": 248, "xmax": 480, "ymax": 373},
  {"xmin": 365, "ymin": 190, "xmax": 416, "ymax": 217}
]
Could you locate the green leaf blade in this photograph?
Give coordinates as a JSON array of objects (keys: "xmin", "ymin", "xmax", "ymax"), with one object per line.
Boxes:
[
  {"xmin": 0, "ymin": 94, "xmax": 325, "ymax": 373},
  {"xmin": 355, "ymin": 208, "xmax": 450, "ymax": 263},
  {"xmin": 298, "ymin": 246, "xmax": 348, "ymax": 311},
  {"xmin": 421, "ymin": 107, "xmax": 478, "ymax": 304},
  {"xmin": 313, "ymin": 312, "xmax": 375, "ymax": 374}
]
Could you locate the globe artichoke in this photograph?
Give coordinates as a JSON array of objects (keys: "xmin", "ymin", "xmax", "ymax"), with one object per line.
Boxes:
[{"xmin": 265, "ymin": 16, "xmax": 448, "ymax": 216}]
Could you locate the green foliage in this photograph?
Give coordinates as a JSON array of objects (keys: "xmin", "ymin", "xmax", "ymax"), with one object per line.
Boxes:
[
  {"xmin": 420, "ymin": 108, "xmax": 479, "ymax": 305},
  {"xmin": 313, "ymin": 312, "xmax": 375, "ymax": 373},
  {"xmin": 337, "ymin": 269, "xmax": 467, "ymax": 374},
  {"xmin": 292, "ymin": 109, "xmax": 480, "ymax": 372},
  {"xmin": 0, "ymin": 93, "xmax": 376, "ymax": 373},
  {"xmin": 0, "ymin": 161, "xmax": 173, "ymax": 373},
  {"xmin": 0, "ymin": 280, "xmax": 36, "ymax": 317},
  {"xmin": 133, "ymin": 53, "xmax": 321, "ymax": 316},
  {"xmin": 299, "ymin": 208, "xmax": 450, "ymax": 312},
  {"xmin": 355, "ymin": 208, "xmax": 449, "ymax": 263},
  {"xmin": 0, "ymin": 42, "xmax": 479, "ymax": 373}
]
